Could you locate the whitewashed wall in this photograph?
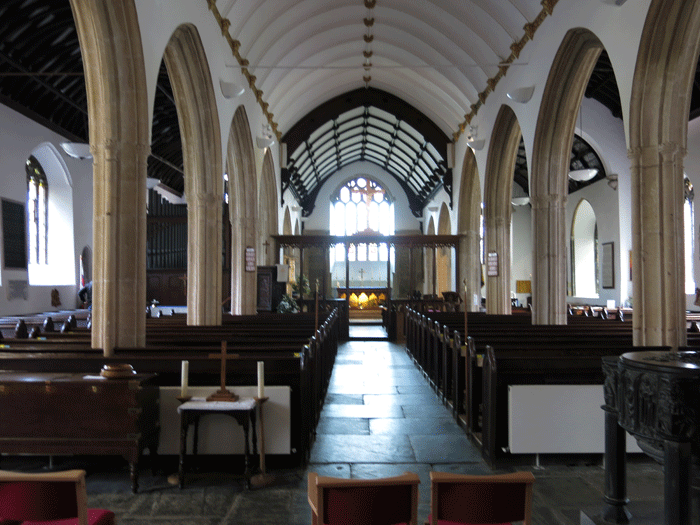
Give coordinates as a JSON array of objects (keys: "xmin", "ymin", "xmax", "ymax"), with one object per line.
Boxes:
[{"xmin": 0, "ymin": 104, "xmax": 92, "ymax": 316}]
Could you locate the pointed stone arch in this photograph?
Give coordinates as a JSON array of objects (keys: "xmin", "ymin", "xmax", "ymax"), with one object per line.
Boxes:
[
  {"xmin": 70, "ymin": 0, "xmax": 149, "ymax": 353},
  {"xmin": 458, "ymin": 148, "xmax": 482, "ymax": 312},
  {"xmin": 629, "ymin": 0, "xmax": 700, "ymax": 347},
  {"xmin": 484, "ymin": 105, "xmax": 522, "ymax": 314},
  {"xmin": 164, "ymin": 24, "xmax": 223, "ymax": 325},
  {"xmin": 226, "ymin": 106, "xmax": 257, "ymax": 314},
  {"xmin": 258, "ymin": 149, "xmax": 278, "ymax": 266},
  {"xmin": 283, "ymin": 207, "xmax": 293, "ymax": 235},
  {"xmin": 531, "ymin": 29, "xmax": 603, "ymax": 325},
  {"xmin": 437, "ymin": 202, "xmax": 452, "ymax": 295}
]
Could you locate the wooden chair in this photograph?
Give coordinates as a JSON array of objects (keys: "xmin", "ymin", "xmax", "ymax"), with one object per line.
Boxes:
[
  {"xmin": 308, "ymin": 471, "xmax": 420, "ymax": 525},
  {"xmin": 427, "ymin": 471, "xmax": 535, "ymax": 525},
  {"xmin": 0, "ymin": 469, "xmax": 115, "ymax": 525}
]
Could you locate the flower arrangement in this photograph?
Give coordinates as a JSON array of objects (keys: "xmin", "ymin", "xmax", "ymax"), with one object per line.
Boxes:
[
  {"xmin": 277, "ymin": 293, "xmax": 299, "ymax": 313},
  {"xmin": 291, "ymin": 274, "xmax": 311, "ymax": 296}
]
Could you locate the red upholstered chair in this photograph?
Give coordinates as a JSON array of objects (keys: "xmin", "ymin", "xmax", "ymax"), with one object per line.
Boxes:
[
  {"xmin": 0, "ymin": 469, "xmax": 115, "ymax": 525},
  {"xmin": 427, "ymin": 471, "xmax": 535, "ymax": 525},
  {"xmin": 307, "ymin": 471, "xmax": 420, "ymax": 525}
]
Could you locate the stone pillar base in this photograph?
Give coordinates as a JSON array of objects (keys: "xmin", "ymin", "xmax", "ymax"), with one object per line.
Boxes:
[{"xmin": 580, "ymin": 503, "xmax": 661, "ymax": 525}]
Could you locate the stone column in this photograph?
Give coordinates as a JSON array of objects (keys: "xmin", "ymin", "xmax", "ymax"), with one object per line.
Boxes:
[
  {"xmin": 629, "ymin": 143, "xmax": 687, "ymax": 348},
  {"xmin": 92, "ymin": 140, "xmax": 149, "ymax": 355},
  {"xmin": 187, "ymin": 192, "xmax": 222, "ymax": 325},
  {"xmin": 230, "ymin": 216, "xmax": 257, "ymax": 315},
  {"xmin": 459, "ymin": 231, "xmax": 481, "ymax": 312},
  {"xmin": 531, "ymin": 192, "xmax": 568, "ymax": 325},
  {"xmin": 485, "ymin": 216, "xmax": 511, "ymax": 314}
]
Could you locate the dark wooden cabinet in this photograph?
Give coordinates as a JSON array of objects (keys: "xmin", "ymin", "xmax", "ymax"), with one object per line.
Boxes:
[
  {"xmin": 256, "ymin": 265, "xmax": 286, "ymax": 312},
  {"xmin": 0, "ymin": 372, "xmax": 160, "ymax": 493}
]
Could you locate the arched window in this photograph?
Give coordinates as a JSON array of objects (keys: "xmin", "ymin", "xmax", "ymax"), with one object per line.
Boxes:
[
  {"xmin": 329, "ymin": 177, "xmax": 394, "ymax": 263},
  {"xmin": 570, "ymin": 199, "xmax": 598, "ymax": 298},
  {"xmin": 26, "ymin": 155, "xmax": 48, "ymax": 265},
  {"xmin": 684, "ymin": 176, "xmax": 694, "ymax": 294}
]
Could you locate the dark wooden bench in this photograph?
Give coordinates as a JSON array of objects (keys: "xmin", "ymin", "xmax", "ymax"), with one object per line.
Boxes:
[{"xmin": 0, "ymin": 308, "xmax": 341, "ymax": 466}]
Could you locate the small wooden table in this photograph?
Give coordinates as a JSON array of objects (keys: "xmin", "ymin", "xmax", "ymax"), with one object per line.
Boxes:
[{"xmin": 177, "ymin": 397, "xmax": 259, "ymax": 489}]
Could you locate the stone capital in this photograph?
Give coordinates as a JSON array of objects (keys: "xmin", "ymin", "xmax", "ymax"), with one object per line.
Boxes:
[
  {"xmin": 628, "ymin": 142, "xmax": 686, "ymax": 167},
  {"xmin": 529, "ymin": 193, "xmax": 566, "ymax": 210}
]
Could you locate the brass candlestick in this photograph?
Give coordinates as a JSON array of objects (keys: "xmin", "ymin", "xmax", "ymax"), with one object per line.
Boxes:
[{"xmin": 250, "ymin": 397, "xmax": 277, "ymax": 488}]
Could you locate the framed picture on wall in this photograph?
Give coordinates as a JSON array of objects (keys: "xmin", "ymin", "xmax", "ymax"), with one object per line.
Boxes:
[{"xmin": 602, "ymin": 242, "xmax": 614, "ymax": 289}]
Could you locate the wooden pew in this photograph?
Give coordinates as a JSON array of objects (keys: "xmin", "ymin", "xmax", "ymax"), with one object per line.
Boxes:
[{"xmin": 0, "ymin": 308, "xmax": 341, "ymax": 467}]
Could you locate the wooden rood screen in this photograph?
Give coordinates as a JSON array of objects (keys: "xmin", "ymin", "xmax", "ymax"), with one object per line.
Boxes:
[{"xmin": 273, "ymin": 233, "xmax": 461, "ymax": 340}]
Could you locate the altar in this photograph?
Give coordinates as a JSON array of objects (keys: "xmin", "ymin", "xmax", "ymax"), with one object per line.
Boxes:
[{"xmin": 336, "ymin": 287, "xmax": 389, "ymax": 310}]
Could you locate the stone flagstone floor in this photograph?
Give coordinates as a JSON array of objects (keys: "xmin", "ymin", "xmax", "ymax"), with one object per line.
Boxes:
[{"xmin": 2, "ymin": 325, "xmax": 669, "ymax": 524}]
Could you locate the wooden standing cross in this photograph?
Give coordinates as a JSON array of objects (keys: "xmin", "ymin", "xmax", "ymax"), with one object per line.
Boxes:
[{"xmin": 206, "ymin": 341, "xmax": 239, "ymax": 401}]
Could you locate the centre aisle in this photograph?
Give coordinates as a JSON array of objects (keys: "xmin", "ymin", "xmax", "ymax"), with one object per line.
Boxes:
[{"xmin": 308, "ymin": 336, "xmax": 494, "ymax": 522}]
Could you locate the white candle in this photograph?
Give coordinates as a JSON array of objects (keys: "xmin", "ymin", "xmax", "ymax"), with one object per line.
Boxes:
[
  {"xmin": 181, "ymin": 360, "xmax": 189, "ymax": 397},
  {"xmin": 257, "ymin": 361, "xmax": 265, "ymax": 398}
]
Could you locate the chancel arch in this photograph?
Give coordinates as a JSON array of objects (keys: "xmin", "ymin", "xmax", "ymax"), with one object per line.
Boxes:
[
  {"xmin": 226, "ymin": 105, "xmax": 257, "ymax": 314},
  {"xmin": 457, "ymin": 147, "xmax": 482, "ymax": 312},
  {"xmin": 70, "ymin": 0, "xmax": 149, "ymax": 353},
  {"xmin": 628, "ymin": 0, "xmax": 700, "ymax": 347},
  {"xmin": 531, "ymin": 28, "xmax": 603, "ymax": 325},
  {"xmin": 483, "ymin": 105, "xmax": 521, "ymax": 315},
  {"xmin": 258, "ymin": 149, "xmax": 278, "ymax": 266},
  {"xmin": 163, "ymin": 24, "xmax": 222, "ymax": 326}
]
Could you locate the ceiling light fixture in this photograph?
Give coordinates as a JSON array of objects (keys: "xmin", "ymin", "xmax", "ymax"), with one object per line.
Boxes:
[
  {"xmin": 219, "ymin": 79, "xmax": 245, "ymax": 99},
  {"xmin": 465, "ymin": 126, "xmax": 485, "ymax": 150},
  {"xmin": 511, "ymin": 196, "xmax": 530, "ymax": 206},
  {"xmin": 506, "ymin": 86, "xmax": 535, "ymax": 104},
  {"xmin": 569, "ymin": 168, "xmax": 598, "ymax": 182},
  {"xmin": 569, "ymin": 103, "xmax": 598, "ymax": 182},
  {"xmin": 60, "ymin": 142, "xmax": 92, "ymax": 160},
  {"xmin": 256, "ymin": 123, "xmax": 276, "ymax": 149}
]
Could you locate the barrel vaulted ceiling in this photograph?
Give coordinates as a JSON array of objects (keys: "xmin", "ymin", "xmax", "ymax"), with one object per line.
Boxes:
[{"xmin": 2, "ymin": 0, "xmax": 697, "ymax": 214}]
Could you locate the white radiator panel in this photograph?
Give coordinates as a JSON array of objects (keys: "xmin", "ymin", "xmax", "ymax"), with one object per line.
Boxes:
[{"xmin": 508, "ymin": 384, "xmax": 641, "ymax": 454}]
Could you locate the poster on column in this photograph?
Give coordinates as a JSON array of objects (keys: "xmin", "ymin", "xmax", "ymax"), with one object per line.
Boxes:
[
  {"xmin": 245, "ymin": 247, "xmax": 255, "ymax": 272},
  {"xmin": 487, "ymin": 251, "xmax": 498, "ymax": 277}
]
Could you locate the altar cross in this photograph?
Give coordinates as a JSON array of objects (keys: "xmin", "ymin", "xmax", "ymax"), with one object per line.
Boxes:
[{"xmin": 355, "ymin": 181, "xmax": 384, "ymax": 206}]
